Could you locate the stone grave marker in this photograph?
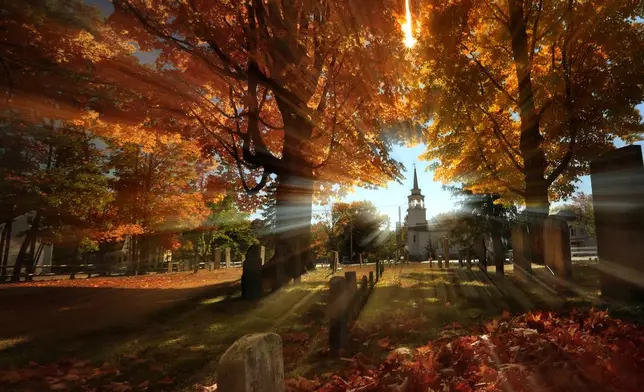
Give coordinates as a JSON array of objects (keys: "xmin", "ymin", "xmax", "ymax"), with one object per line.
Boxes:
[
  {"xmin": 328, "ymin": 276, "xmax": 348, "ymax": 355},
  {"xmin": 242, "ymin": 245, "xmax": 264, "ymax": 300},
  {"xmin": 217, "ymin": 333, "xmax": 284, "ymax": 392},
  {"xmin": 543, "ymin": 217, "xmax": 572, "ymax": 279},
  {"xmin": 225, "ymin": 248, "xmax": 231, "ymax": 268},
  {"xmin": 590, "ymin": 145, "xmax": 644, "ymax": 301},
  {"xmin": 214, "ymin": 248, "xmax": 221, "ymax": 269},
  {"xmin": 511, "ymin": 224, "xmax": 532, "ymax": 279}
]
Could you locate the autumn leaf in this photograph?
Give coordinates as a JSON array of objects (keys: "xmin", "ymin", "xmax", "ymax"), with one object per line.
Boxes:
[{"xmin": 377, "ymin": 337, "xmax": 391, "ymax": 349}]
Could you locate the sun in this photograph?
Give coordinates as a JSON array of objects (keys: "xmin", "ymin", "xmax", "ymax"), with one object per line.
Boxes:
[{"xmin": 402, "ymin": 0, "xmax": 417, "ymax": 48}]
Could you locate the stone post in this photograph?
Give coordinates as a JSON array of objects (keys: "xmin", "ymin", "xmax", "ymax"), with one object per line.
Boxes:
[
  {"xmin": 590, "ymin": 145, "xmax": 644, "ymax": 301},
  {"xmin": 217, "ymin": 333, "xmax": 284, "ymax": 392},
  {"xmin": 328, "ymin": 276, "xmax": 349, "ymax": 355},
  {"xmin": 225, "ymin": 248, "xmax": 231, "ymax": 268},
  {"xmin": 214, "ymin": 248, "xmax": 221, "ymax": 269},
  {"xmin": 375, "ymin": 259, "xmax": 381, "ymax": 280},
  {"xmin": 492, "ymin": 232, "xmax": 504, "ymax": 276},
  {"xmin": 442, "ymin": 237, "xmax": 450, "ymax": 268},
  {"xmin": 369, "ymin": 271, "xmax": 374, "ymax": 286},
  {"xmin": 330, "ymin": 251, "xmax": 339, "ymax": 274},
  {"xmin": 242, "ymin": 245, "xmax": 264, "ymax": 300},
  {"xmin": 345, "ymin": 271, "xmax": 357, "ymax": 294},
  {"xmin": 511, "ymin": 224, "xmax": 532, "ymax": 279},
  {"xmin": 260, "ymin": 245, "xmax": 266, "ymax": 265},
  {"xmin": 543, "ymin": 217, "xmax": 572, "ymax": 279},
  {"xmin": 167, "ymin": 261, "xmax": 172, "ymax": 273}
]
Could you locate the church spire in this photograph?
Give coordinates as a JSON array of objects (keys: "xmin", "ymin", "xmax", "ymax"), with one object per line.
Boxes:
[{"xmin": 413, "ymin": 165, "xmax": 419, "ymax": 190}]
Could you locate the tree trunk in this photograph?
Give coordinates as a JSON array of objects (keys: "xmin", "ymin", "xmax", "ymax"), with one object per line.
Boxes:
[
  {"xmin": 25, "ymin": 241, "xmax": 43, "ymax": 282},
  {"xmin": 508, "ymin": 0, "xmax": 549, "ymax": 266},
  {"xmin": 508, "ymin": 0, "xmax": 550, "ymax": 216},
  {"xmin": 492, "ymin": 231, "xmax": 505, "ymax": 277},
  {"xmin": 265, "ymin": 99, "xmax": 314, "ymax": 290},
  {"xmin": 69, "ymin": 245, "xmax": 79, "ymax": 279},
  {"xmin": 11, "ymin": 212, "xmax": 41, "ymax": 282},
  {"xmin": 0, "ymin": 220, "xmax": 9, "ymax": 282}
]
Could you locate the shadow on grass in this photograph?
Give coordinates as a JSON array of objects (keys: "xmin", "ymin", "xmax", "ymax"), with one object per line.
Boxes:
[{"xmin": 0, "ymin": 271, "xmax": 333, "ymax": 391}]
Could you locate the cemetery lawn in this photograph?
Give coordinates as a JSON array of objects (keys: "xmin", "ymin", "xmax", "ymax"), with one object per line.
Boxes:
[{"xmin": 1, "ymin": 262, "xmax": 642, "ymax": 391}]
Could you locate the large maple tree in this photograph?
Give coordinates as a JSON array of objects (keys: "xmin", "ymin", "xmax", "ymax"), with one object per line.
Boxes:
[
  {"xmin": 107, "ymin": 0, "xmax": 411, "ymax": 284},
  {"xmin": 412, "ymin": 0, "xmax": 643, "ymax": 214}
]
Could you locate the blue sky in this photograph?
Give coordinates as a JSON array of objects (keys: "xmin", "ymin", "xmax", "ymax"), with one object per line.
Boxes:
[{"xmin": 330, "ymin": 138, "xmax": 644, "ymax": 227}]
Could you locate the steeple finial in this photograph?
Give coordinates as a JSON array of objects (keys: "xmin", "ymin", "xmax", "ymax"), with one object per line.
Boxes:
[{"xmin": 413, "ymin": 164, "xmax": 419, "ymax": 190}]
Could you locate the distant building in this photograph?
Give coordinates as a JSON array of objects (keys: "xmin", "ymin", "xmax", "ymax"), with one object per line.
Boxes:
[
  {"xmin": 405, "ymin": 167, "xmax": 458, "ymax": 261},
  {"xmin": 553, "ymin": 209, "xmax": 597, "ymax": 256}
]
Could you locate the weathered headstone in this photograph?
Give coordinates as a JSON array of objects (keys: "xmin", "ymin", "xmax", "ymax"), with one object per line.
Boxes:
[
  {"xmin": 225, "ymin": 248, "xmax": 231, "ymax": 268},
  {"xmin": 260, "ymin": 245, "xmax": 266, "ymax": 265},
  {"xmin": 242, "ymin": 245, "xmax": 264, "ymax": 300},
  {"xmin": 492, "ymin": 233, "xmax": 504, "ymax": 276},
  {"xmin": 217, "ymin": 333, "xmax": 284, "ymax": 392},
  {"xmin": 375, "ymin": 259, "xmax": 381, "ymax": 280},
  {"xmin": 345, "ymin": 271, "xmax": 357, "ymax": 294},
  {"xmin": 590, "ymin": 145, "xmax": 644, "ymax": 301},
  {"xmin": 511, "ymin": 224, "xmax": 532, "ymax": 279},
  {"xmin": 475, "ymin": 236, "xmax": 486, "ymax": 269},
  {"xmin": 330, "ymin": 251, "xmax": 339, "ymax": 274},
  {"xmin": 543, "ymin": 217, "xmax": 572, "ymax": 279},
  {"xmin": 328, "ymin": 276, "xmax": 349, "ymax": 355},
  {"xmin": 214, "ymin": 248, "xmax": 221, "ymax": 269}
]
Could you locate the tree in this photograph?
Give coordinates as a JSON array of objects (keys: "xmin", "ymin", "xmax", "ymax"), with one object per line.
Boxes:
[
  {"xmin": 443, "ymin": 188, "xmax": 518, "ymax": 272},
  {"xmin": 325, "ymin": 201, "xmax": 389, "ymax": 262},
  {"xmin": 554, "ymin": 192, "xmax": 595, "ymax": 237},
  {"xmin": 0, "ymin": 120, "xmax": 113, "ymax": 281},
  {"xmin": 107, "ymin": 0, "xmax": 410, "ymax": 284},
  {"xmin": 415, "ymin": 0, "xmax": 644, "ymax": 214},
  {"xmin": 104, "ymin": 138, "xmax": 214, "ymax": 273}
]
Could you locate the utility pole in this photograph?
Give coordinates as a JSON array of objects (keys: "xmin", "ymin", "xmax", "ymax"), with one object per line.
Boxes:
[{"xmin": 398, "ymin": 206, "xmax": 402, "ymax": 260}]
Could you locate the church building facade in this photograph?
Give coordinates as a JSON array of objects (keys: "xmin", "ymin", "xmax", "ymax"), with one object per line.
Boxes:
[
  {"xmin": 405, "ymin": 167, "xmax": 457, "ymax": 261},
  {"xmin": 406, "ymin": 168, "xmax": 431, "ymax": 261}
]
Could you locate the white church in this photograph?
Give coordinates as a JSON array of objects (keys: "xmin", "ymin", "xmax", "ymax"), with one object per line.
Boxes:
[{"xmin": 406, "ymin": 167, "xmax": 457, "ymax": 261}]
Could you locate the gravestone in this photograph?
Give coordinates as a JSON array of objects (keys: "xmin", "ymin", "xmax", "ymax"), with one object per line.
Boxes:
[
  {"xmin": 225, "ymin": 248, "xmax": 231, "ymax": 268},
  {"xmin": 475, "ymin": 236, "xmax": 487, "ymax": 269},
  {"xmin": 328, "ymin": 276, "xmax": 349, "ymax": 355},
  {"xmin": 492, "ymin": 234, "xmax": 504, "ymax": 276},
  {"xmin": 442, "ymin": 238, "xmax": 449, "ymax": 268},
  {"xmin": 345, "ymin": 271, "xmax": 357, "ymax": 295},
  {"xmin": 330, "ymin": 251, "xmax": 339, "ymax": 274},
  {"xmin": 214, "ymin": 248, "xmax": 221, "ymax": 269},
  {"xmin": 242, "ymin": 245, "xmax": 264, "ymax": 300},
  {"xmin": 511, "ymin": 224, "xmax": 532, "ymax": 279},
  {"xmin": 543, "ymin": 217, "xmax": 572, "ymax": 279},
  {"xmin": 217, "ymin": 333, "xmax": 284, "ymax": 392},
  {"xmin": 590, "ymin": 145, "xmax": 644, "ymax": 301}
]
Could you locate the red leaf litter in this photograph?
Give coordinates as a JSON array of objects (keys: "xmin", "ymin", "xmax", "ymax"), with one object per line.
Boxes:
[{"xmin": 285, "ymin": 309, "xmax": 644, "ymax": 392}]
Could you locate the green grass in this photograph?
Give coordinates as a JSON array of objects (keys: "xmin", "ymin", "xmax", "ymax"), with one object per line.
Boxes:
[{"xmin": 2, "ymin": 261, "xmax": 642, "ymax": 391}]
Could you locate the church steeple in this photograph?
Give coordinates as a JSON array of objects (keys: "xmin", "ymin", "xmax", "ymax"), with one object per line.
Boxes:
[{"xmin": 411, "ymin": 165, "xmax": 422, "ymax": 196}]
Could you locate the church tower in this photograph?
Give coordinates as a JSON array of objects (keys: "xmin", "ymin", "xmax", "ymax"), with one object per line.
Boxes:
[{"xmin": 406, "ymin": 167, "xmax": 430, "ymax": 260}]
